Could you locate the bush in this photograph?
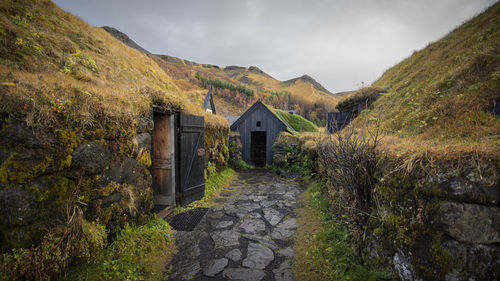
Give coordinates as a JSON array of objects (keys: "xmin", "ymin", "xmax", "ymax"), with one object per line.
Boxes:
[
  {"xmin": 318, "ymin": 124, "xmax": 386, "ymax": 224},
  {"xmin": 1, "ymin": 208, "xmax": 106, "ymax": 281},
  {"xmin": 59, "ymin": 217, "xmax": 174, "ymax": 281}
]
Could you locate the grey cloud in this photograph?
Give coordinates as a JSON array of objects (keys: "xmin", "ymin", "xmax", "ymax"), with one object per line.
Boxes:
[{"xmin": 54, "ymin": 0, "xmax": 496, "ymax": 92}]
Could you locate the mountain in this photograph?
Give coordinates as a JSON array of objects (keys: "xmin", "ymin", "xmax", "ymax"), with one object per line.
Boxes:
[
  {"xmin": 284, "ymin": 74, "xmax": 333, "ymax": 95},
  {"xmin": 101, "ymin": 26, "xmax": 151, "ymax": 54},
  {"xmin": 103, "ymin": 27, "xmax": 339, "ymax": 121}
]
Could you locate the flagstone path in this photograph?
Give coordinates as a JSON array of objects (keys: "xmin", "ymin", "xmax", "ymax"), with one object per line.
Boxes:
[{"xmin": 166, "ymin": 170, "xmax": 303, "ymax": 281}]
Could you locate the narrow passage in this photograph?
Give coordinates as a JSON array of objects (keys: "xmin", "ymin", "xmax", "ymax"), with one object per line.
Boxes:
[{"xmin": 166, "ymin": 170, "xmax": 303, "ymax": 281}]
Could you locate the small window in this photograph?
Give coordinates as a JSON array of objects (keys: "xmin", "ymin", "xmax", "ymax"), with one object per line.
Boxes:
[{"xmin": 256, "ymin": 121, "xmax": 261, "ymax": 127}]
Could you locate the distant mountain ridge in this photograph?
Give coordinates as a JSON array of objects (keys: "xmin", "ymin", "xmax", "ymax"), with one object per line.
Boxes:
[
  {"xmin": 102, "ymin": 26, "xmax": 335, "ymax": 94},
  {"xmin": 102, "ymin": 26, "xmax": 340, "ymax": 120},
  {"xmin": 284, "ymin": 74, "xmax": 333, "ymax": 95}
]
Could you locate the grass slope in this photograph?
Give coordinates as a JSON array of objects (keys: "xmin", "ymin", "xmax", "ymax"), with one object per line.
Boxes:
[
  {"xmin": 0, "ymin": 0, "xmax": 227, "ymax": 133},
  {"xmin": 367, "ymin": 2, "xmax": 500, "ymax": 147},
  {"xmin": 275, "ymin": 109, "xmax": 318, "ymax": 133}
]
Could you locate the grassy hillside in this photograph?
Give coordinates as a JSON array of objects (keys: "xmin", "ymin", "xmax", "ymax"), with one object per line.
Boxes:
[
  {"xmin": 0, "ymin": 0, "xmax": 227, "ymax": 133},
  {"xmin": 103, "ymin": 27, "xmax": 339, "ymax": 123},
  {"xmin": 366, "ymin": 2, "xmax": 499, "ymax": 150},
  {"xmin": 274, "ymin": 110, "xmax": 318, "ymax": 133}
]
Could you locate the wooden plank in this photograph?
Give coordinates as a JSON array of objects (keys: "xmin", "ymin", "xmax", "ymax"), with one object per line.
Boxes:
[
  {"xmin": 153, "ymin": 113, "xmax": 173, "ymax": 205},
  {"xmin": 178, "ymin": 114, "xmax": 205, "ymax": 206}
]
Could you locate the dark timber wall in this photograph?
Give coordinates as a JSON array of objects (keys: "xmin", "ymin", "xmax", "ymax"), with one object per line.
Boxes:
[{"xmin": 230, "ymin": 102, "xmax": 288, "ymax": 165}]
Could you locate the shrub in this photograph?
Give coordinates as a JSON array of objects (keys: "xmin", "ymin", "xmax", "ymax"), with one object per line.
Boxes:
[
  {"xmin": 318, "ymin": 124, "xmax": 386, "ymax": 224},
  {"xmin": 59, "ymin": 217, "xmax": 174, "ymax": 281},
  {"xmin": 0, "ymin": 208, "xmax": 106, "ymax": 281}
]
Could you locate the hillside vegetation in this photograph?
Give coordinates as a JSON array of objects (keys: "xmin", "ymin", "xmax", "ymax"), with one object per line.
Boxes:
[
  {"xmin": 0, "ymin": 0, "xmax": 227, "ymax": 133},
  {"xmin": 103, "ymin": 27, "xmax": 339, "ymax": 124},
  {"xmin": 365, "ymin": 3, "xmax": 499, "ymax": 154}
]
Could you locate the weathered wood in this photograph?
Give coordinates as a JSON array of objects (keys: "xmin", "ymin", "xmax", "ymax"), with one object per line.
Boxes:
[
  {"xmin": 178, "ymin": 114, "xmax": 205, "ymax": 206},
  {"xmin": 153, "ymin": 112, "xmax": 174, "ymax": 205}
]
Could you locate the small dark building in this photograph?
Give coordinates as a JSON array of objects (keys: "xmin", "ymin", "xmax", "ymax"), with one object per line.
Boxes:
[
  {"xmin": 327, "ymin": 103, "xmax": 364, "ymax": 133},
  {"xmin": 230, "ymin": 101, "xmax": 293, "ymax": 167},
  {"xmin": 202, "ymin": 91, "xmax": 216, "ymax": 114}
]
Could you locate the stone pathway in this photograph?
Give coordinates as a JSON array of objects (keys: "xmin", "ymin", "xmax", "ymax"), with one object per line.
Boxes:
[{"xmin": 166, "ymin": 170, "xmax": 303, "ymax": 281}]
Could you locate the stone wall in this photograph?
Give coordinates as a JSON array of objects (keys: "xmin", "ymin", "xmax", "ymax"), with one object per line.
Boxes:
[
  {"xmin": 0, "ymin": 115, "xmax": 154, "ymax": 252},
  {"xmin": 205, "ymin": 122, "xmax": 230, "ymax": 172},
  {"xmin": 0, "ymin": 111, "xmax": 231, "ymax": 254},
  {"xmin": 228, "ymin": 132, "xmax": 242, "ymax": 167},
  {"xmin": 282, "ymin": 134, "xmax": 499, "ymax": 280}
]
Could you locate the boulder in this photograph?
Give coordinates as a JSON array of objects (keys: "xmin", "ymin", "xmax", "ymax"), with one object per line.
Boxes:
[
  {"xmin": 71, "ymin": 142, "xmax": 112, "ymax": 175},
  {"xmin": 421, "ymin": 177, "xmax": 500, "ymax": 205},
  {"xmin": 436, "ymin": 202, "xmax": 500, "ymax": 244},
  {"xmin": 442, "ymin": 235, "xmax": 500, "ymax": 280},
  {"xmin": 100, "ymin": 157, "xmax": 152, "ymax": 189}
]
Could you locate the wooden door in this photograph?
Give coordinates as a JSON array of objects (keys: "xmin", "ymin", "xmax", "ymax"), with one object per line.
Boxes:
[
  {"xmin": 177, "ymin": 114, "xmax": 205, "ymax": 206},
  {"xmin": 153, "ymin": 112, "xmax": 175, "ymax": 206}
]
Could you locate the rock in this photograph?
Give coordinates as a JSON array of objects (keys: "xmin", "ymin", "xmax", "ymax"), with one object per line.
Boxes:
[
  {"xmin": 271, "ymin": 228, "xmax": 294, "ymax": 240},
  {"xmin": 71, "ymin": 142, "xmax": 112, "ymax": 175},
  {"xmin": 101, "ymin": 157, "xmax": 152, "ymax": 190},
  {"xmin": 238, "ymin": 217, "xmax": 266, "ymax": 234},
  {"xmin": 223, "ymin": 268, "xmax": 265, "ymax": 281},
  {"xmin": 263, "ymin": 208, "xmax": 284, "ymax": 226},
  {"xmin": 100, "ymin": 192, "xmax": 122, "ymax": 207},
  {"xmin": 277, "ymin": 218, "xmax": 298, "ymax": 229},
  {"xmin": 214, "ymin": 220, "xmax": 234, "ymax": 229},
  {"xmin": 273, "ymin": 260, "xmax": 295, "ymax": 281},
  {"xmin": 248, "ymin": 195, "xmax": 267, "ymax": 202},
  {"xmin": 0, "ymin": 187, "xmax": 37, "ymax": 224},
  {"xmin": 225, "ymin": 206, "xmax": 247, "ymax": 218},
  {"xmin": 0, "ymin": 187, "xmax": 43, "ymax": 250},
  {"xmin": 211, "ymin": 229, "xmax": 240, "ymax": 249},
  {"xmin": 242, "ymin": 243, "xmax": 274, "ymax": 269},
  {"xmin": 247, "ymin": 212, "xmax": 262, "ymax": 219},
  {"xmin": 169, "ymin": 260, "xmax": 201, "ymax": 280},
  {"xmin": 211, "ymin": 205, "xmax": 223, "ymax": 212},
  {"xmin": 424, "ymin": 176, "xmax": 500, "ymax": 205},
  {"xmin": 135, "ymin": 133, "xmax": 151, "ymax": 151},
  {"xmin": 436, "ymin": 202, "xmax": 500, "ymax": 243},
  {"xmin": 283, "ymin": 192, "xmax": 296, "ymax": 200},
  {"xmin": 181, "ymin": 261, "xmax": 201, "ymax": 280},
  {"xmin": 234, "ymin": 194, "xmax": 249, "ymax": 201},
  {"xmin": 260, "ymin": 200, "xmax": 278, "ymax": 208},
  {"xmin": 225, "ymin": 248, "xmax": 242, "ymax": 261},
  {"xmin": 0, "ymin": 119, "xmax": 53, "ymax": 148},
  {"xmin": 203, "ymin": 258, "xmax": 228, "ymax": 277},
  {"xmin": 442, "ymin": 235, "xmax": 500, "ymax": 280},
  {"xmin": 242, "ymin": 234, "xmax": 279, "ymax": 250},
  {"xmin": 237, "ymin": 202, "xmax": 261, "ymax": 213},
  {"xmin": 278, "ymin": 247, "xmax": 296, "ymax": 257},
  {"xmin": 207, "ymin": 210, "xmax": 224, "ymax": 219},
  {"xmin": 393, "ymin": 252, "xmax": 417, "ymax": 281},
  {"xmin": 137, "ymin": 114, "xmax": 153, "ymax": 133}
]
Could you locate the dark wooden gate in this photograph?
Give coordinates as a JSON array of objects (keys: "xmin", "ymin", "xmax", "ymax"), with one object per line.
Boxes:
[
  {"xmin": 251, "ymin": 131, "xmax": 266, "ymax": 167},
  {"xmin": 177, "ymin": 114, "xmax": 205, "ymax": 206}
]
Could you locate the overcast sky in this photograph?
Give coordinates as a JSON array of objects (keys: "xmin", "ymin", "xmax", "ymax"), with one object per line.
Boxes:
[{"xmin": 54, "ymin": 0, "xmax": 496, "ymax": 92}]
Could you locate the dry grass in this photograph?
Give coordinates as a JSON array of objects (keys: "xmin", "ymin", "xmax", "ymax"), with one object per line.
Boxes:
[
  {"xmin": 363, "ymin": 2, "xmax": 500, "ymax": 147},
  {"xmin": 292, "ymin": 188, "xmax": 324, "ymax": 281},
  {"xmin": 0, "ymin": 0, "xmax": 228, "ymax": 133}
]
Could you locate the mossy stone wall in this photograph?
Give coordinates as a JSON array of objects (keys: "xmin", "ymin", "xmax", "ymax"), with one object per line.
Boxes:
[
  {"xmin": 0, "ymin": 116, "xmax": 154, "ymax": 253},
  {"xmin": 293, "ymin": 135, "xmax": 500, "ymax": 280}
]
